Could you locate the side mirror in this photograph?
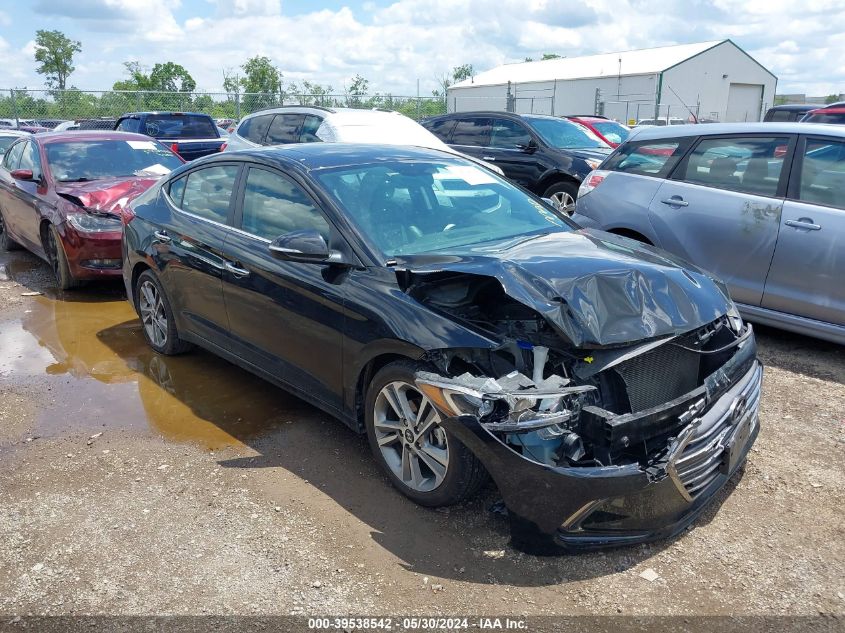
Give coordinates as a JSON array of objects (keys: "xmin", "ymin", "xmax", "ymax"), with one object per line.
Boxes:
[
  {"xmin": 10, "ymin": 169, "xmax": 34, "ymax": 181},
  {"xmin": 518, "ymin": 138, "xmax": 538, "ymax": 153},
  {"xmin": 269, "ymin": 229, "xmax": 346, "ymax": 264}
]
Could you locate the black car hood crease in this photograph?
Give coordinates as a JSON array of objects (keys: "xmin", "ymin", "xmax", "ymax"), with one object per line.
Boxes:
[{"xmin": 395, "ymin": 229, "xmax": 732, "ymax": 348}]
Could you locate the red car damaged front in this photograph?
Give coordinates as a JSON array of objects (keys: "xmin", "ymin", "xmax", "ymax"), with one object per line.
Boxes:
[{"xmin": 55, "ymin": 176, "xmax": 163, "ymax": 278}]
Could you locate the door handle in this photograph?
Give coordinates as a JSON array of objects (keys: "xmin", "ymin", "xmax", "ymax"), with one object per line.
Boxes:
[
  {"xmin": 785, "ymin": 219, "xmax": 821, "ymax": 231},
  {"xmin": 153, "ymin": 230, "xmax": 171, "ymax": 243},
  {"xmin": 225, "ymin": 261, "xmax": 250, "ymax": 278},
  {"xmin": 660, "ymin": 197, "xmax": 689, "ymax": 207},
  {"xmin": 482, "ymin": 156, "xmax": 496, "ymax": 161}
]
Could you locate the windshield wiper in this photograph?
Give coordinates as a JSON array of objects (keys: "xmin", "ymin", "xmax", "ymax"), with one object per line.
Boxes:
[{"xmin": 58, "ymin": 177, "xmax": 100, "ymax": 183}]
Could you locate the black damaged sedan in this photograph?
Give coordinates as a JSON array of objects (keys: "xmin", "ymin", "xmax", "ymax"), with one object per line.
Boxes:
[{"xmin": 123, "ymin": 143, "xmax": 761, "ymax": 553}]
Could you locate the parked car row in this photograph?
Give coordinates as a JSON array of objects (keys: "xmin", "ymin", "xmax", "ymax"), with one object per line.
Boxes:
[{"xmin": 0, "ymin": 117, "xmax": 763, "ymax": 553}]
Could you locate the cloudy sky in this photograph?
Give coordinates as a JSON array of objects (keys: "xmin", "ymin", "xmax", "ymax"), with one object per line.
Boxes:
[{"xmin": 2, "ymin": 0, "xmax": 843, "ymax": 97}]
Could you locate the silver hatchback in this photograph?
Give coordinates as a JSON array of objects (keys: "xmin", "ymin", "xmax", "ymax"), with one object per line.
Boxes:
[{"xmin": 572, "ymin": 122, "xmax": 845, "ymax": 344}]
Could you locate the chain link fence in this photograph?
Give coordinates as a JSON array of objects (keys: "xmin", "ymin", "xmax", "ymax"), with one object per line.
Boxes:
[{"xmin": 0, "ymin": 89, "xmax": 449, "ymax": 127}]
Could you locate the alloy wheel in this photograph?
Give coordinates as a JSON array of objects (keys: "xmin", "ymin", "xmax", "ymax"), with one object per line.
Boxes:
[
  {"xmin": 373, "ymin": 380, "xmax": 449, "ymax": 493},
  {"xmin": 549, "ymin": 190, "xmax": 575, "ymax": 211},
  {"xmin": 138, "ymin": 280, "xmax": 168, "ymax": 348}
]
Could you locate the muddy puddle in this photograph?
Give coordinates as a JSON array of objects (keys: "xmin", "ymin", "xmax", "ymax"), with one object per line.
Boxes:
[{"xmin": 0, "ymin": 290, "xmax": 313, "ymax": 449}]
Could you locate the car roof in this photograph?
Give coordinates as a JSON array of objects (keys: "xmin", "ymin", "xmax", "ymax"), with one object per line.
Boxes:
[
  {"xmin": 33, "ymin": 130, "xmax": 163, "ymax": 144},
  {"xmin": 768, "ymin": 104, "xmax": 816, "ymax": 111},
  {"xmin": 120, "ymin": 111, "xmax": 210, "ymax": 117},
  {"xmin": 566, "ymin": 115, "xmax": 610, "ymax": 121},
  {"xmin": 628, "ymin": 121, "xmax": 845, "ymax": 141},
  {"xmin": 0, "ymin": 130, "xmax": 30, "ymax": 138},
  {"xmin": 220, "ymin": 142, "xmax": 463, "ymax": 170}
]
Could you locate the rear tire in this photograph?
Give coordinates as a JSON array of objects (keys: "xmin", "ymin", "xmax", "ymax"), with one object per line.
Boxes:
[
  {"xmin": 365, "ymin": 360, "xmax": 487, "ymax": 507},
  {"xmin": 0, "ymin": 208, "xmax": 21, "ymax": 251},
  {"xmin": 134, "ymin": 269, "xmax": 192, "ymax": 355},
  {"xmin": 46, "ymin": 224, "xmax": 79, "ymax": 290}
]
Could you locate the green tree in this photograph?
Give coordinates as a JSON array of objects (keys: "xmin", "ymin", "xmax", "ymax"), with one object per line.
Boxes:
[
  {"xmin": 345, "ymin": 74, "xmax": 369, "ymax": 107},
  {"xmin": 240, "ymin": 55, "xmax": 281, "ymax": 95},
  {"xmin": 541, "ymin": 53, "xmax": 562, "ymax": 60},
  {"xmin": 824, "ymin": 94, "xmax": 841, "ymax": 104},
  {"xmin": 452, "ymin": 64, "xmax": 474, "ymax": 83},
  {"xmin": 113, "ymin": 61, "xmax": 153, "ymax": 91},
  {"xmin": 149, "ymin": 62, "xmax": 196, "ymax": 92},
  {"xmin": 34, "ymin": 29, "xmax": 81, "ymax": 90}
]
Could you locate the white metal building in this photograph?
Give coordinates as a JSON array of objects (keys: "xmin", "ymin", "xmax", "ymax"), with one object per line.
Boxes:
[{"xmin": 447, "ymin": 40, "xmax": 777, "ymax": 124}]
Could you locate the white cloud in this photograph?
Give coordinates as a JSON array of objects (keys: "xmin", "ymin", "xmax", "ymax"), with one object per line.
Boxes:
[{"xmin": 10, "ymin": 0, "xmax": 845, "ymax": 97}]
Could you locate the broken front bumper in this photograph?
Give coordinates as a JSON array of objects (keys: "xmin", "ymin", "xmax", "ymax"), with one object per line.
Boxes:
[{"xmin": 432, "ymin": 342, "xmax": 762, "ymax": 554}]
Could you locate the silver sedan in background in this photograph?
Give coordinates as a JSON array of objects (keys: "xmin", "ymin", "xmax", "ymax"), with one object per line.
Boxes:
[{"xmin": 571, "ymin": 122, "xmax": 845, "ymax": 344}]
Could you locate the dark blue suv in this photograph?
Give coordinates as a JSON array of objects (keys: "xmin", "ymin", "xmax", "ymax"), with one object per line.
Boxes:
[{"xmin": 115, "ymin": 112, "xmax": 224, "ymax": 161}]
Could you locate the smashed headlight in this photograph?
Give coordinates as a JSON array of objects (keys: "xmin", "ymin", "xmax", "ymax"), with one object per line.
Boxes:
[{"xmin": 416, "ymin": 371, "xmax": 595, "ymax": 432}]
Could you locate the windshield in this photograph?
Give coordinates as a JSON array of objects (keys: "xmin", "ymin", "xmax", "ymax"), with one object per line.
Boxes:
[
  {"xmin": 528, "ymin": 118, "xmax": 609, "ymax": 149},
  {"xmin": 143, "ymin": 114, "xmax": 219, "ymax": 139},
  {"xmin": 592, "ymin": 121, "xmax": 630, "ymax": 145},
  {"xmin": 46, "ymin": 140, "xmax": 183, "ymax": 182},
  {"xmin": 315, "ymin": 159, "xmax": 572, "ymax": 258}
]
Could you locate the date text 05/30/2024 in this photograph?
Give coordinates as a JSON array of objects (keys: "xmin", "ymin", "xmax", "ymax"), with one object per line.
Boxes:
[{"xmin": 308, "ymin": 617, "xmax": 528, "ymax": 630}]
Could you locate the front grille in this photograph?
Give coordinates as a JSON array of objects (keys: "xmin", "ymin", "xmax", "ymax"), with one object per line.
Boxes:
[
  {"xmin": 613, "ymin": 343, "xmax": 701, "ymax": 412},
  {"xmin": 672, "ymin": 363, "xmax": 762, "ymax": 498}
]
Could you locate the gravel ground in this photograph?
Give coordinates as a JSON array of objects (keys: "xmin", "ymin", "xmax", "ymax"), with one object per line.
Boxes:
[{"xmin": 0, "ymin": 248, "xmax": 843, "ymax": 622}]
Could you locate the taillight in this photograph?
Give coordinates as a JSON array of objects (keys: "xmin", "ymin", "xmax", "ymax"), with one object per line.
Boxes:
[
  {"xmin": 220, "ymin": 142, "xmax": 227, "ymax": 152},
  {"xmin": 170, "ymin": 143, "xmax": 180, "ymax": 155},
  {"xmin": 578, "ymin": 170, "xmax": 609, "ymax": 197}
]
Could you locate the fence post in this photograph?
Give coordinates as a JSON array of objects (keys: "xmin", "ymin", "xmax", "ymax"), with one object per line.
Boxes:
[
  {"xmin": 235, "ymin": 92, "xmax": 241, "ymax": 120},
  {"xmin": 136, "ymin": 91, "xmax": 142, "ymax": 111},
  {"xmin": 9, "ymin": 89, "xmax": 18, "ymax": 127}
]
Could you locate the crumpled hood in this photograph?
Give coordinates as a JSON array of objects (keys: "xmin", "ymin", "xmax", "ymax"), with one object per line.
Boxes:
[
  {"xmin": 55, "ymin": 176, "xmax": 161, "ymax": 214},
  {"xmin": 394, "ymin": 229, "xmax": 732, "ymax": 348}
]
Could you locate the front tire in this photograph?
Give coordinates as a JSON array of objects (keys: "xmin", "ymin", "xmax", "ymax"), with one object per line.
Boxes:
[
  {"xmin": 135, "ymin": 270, "xmax": 192, "ymax": 355},
  {"xmin": 365, "ymin": 360, "xmax": 487, "ymax": 507},
  {"xmin": 0, "ymin": 208, "xmax": 21, "ymax": 251},
  {"xmin": 46, "ymin": 224, "xmax": 79, "ymax": 290}
]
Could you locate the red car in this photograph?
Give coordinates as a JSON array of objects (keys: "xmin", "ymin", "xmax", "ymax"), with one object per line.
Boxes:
[
  {"xmin": 565, "ymin": 115, "xmax": 631, "ymax": 148},
  {"xmin": 0, "ymin": 131, "xmax": 183, "ymax": 289},
  {"xmin": 801, "ymin": 107, "xmax": 845, "ymax": 125}
]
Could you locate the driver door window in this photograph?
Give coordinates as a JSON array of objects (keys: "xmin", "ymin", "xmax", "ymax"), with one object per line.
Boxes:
[{"xmin": 240, "ymin": 167, "xmax": 330, "ymax": 240}]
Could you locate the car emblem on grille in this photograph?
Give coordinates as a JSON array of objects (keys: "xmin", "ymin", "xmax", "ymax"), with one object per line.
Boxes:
[{"xmin": 728, "ymin": 394, "xmax": 749, "ymax": 425}]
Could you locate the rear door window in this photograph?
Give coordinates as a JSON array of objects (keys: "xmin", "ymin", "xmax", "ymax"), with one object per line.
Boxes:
[
  {"xmin": 795, "ymin": 138, "xmax": 845, "ymax": 208},
  {"xmin": 677, "ymin": 136, "xmax": 790, "ymax": 197},
  {"xmin": 238, "ymin": 114, "xmax": 273, "ymax": 144},
  {"xmin": 265, "ymin": 114, "xmax": 305, "ymax": 145},
  {"xmin": 423, "ymin": 118, "xmax": 457, "ymax": 142},
  {"xmin": 178, "ymin": 165, "xmax": 240, "ymax": 224},
  {"xmin": 490, "ymin": 119, "xmax": 532, "ymax": 149},
  {"xmin": 604, "ymin": 138, "xmax": 690, "ymax": 177},
  {"xmin": 450, "ymin": 118, "xmax": 492, "ymax": 147},
  {"xmin": 299, "ymin": 115, "xmax": 323, "ymax": 142}
]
